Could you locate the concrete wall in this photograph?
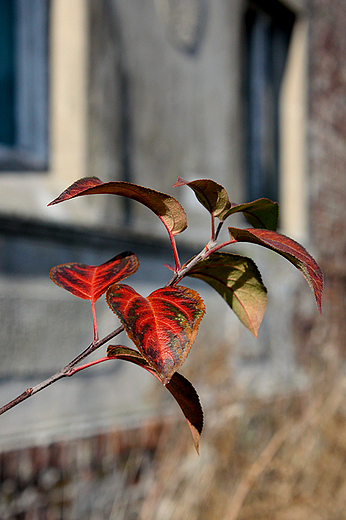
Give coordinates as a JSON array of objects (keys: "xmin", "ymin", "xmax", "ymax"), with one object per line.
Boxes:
[{"xmin": 0, "ymin": 0, "xmax": 320, "ymax": 452}]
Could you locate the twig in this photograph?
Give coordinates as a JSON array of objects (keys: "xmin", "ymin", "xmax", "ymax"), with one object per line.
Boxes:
[
  {"xmin": 0, "ymin": 228, "xmax": 237, "ymax": 417},
  {"xmin": 0, "ymin": 325, "xmax": 124, "ymax": 416}
]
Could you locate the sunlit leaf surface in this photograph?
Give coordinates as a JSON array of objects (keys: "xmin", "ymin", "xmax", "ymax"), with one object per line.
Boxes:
[
  {"xmin": 48, "ymin": 177, "xmax": 187, "ymax": 236},
  {"xmin": 107, "ymin": 285, "xmax": 205, "ymax": 384},
  {"xmin": 50, "ymin": 252, "xmax": 139, "ymax": 302}
]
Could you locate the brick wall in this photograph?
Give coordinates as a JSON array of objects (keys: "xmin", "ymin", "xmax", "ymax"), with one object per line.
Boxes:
[
  {"xmin": 307, "ymin": 0, "xmax": 346, "ymax": 355},
  {"xmin": 0, "ymin": 420, "xmax": 165, "ymax": 520}
]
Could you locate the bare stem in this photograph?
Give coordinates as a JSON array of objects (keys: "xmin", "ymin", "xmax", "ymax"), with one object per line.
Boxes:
[
  {"xmin": 214, "ymin": 220, "xmax": 224, "ymax": 241},
  {"xmin": 69, "ymin": 357, "xmax": 109, "ymax": 375},
  {"xmin": 91, "ymin": 300, "xmax": 99, "ymax": 341},
  {"xmin": 166, "ymin": 239, "xmax": 218, "ymax": 287},
  {"xmin": 169, "ymin": 231, "xmax": 181, "ymax": 272},
  {"xmin": 0, "ymin": 324, "xmax": 124, "ymax": 416},
  {"xmin": 211, "ymin": 214, "xmax": 215, "ymax": 241}
]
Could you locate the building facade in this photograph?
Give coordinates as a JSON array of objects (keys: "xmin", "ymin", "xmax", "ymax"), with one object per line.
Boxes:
[{"xmin": 0, "ymin": 0, "xmax": 341, "ymax": 487}]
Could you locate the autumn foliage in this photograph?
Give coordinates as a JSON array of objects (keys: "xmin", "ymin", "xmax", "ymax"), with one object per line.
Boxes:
[{"xmin": 0, "ymin": 177, "xmax": 323, "ymax": 452}]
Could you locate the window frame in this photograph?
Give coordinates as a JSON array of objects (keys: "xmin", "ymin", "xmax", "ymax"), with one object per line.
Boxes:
[
  {"xmin": 244, "ymin": 0, "xmax": 295, "ymax": 203},
  {"xmin": 0, "ymin": 0, "xmax": 49, "ymax": 172}
]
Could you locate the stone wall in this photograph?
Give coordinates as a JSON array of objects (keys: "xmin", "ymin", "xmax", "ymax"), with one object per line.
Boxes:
[
  {"xmin": 0, "ymin": 420, "xmax": 164, "ymax": 520},
  {"xmin": 305, "ymin": 0, "xmax": 346, "ymax": 356}
]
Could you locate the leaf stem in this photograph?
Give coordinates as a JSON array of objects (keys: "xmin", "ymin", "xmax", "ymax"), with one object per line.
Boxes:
[
  {"xmin": 159, "ymin": 216, "xmax": 181, "ymax": 272},
  {"xmin": 0, "ymin": 226, "xmax": 237, "ymax": 417},
  {"xmin": 91, "ymin": 300, "xmax": 99, "ymax": 341},
  {"xmin": 168, "ymin": 229, "xmax": 181, "ymax": 272},
  {"xmin": 214, "ymin": 221, "xmax": 224, "ymax": 241},
  {"xmin": 205, "ymin": 239, "xmax": 237, "ymax": 257},
  {"xmin": 211, "ymin": 214, "xmax": 215, "ymax": 241},
  {"xmin": 69, "ymin": 357, "xmax": 109, "ymax": 375}
]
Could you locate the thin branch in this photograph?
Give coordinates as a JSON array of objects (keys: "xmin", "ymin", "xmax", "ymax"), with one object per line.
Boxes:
[
  {"xmin": 0, "ymin": 324, "xmax": 124, "ymax": 416},
  {"xmin": 165, "ymin": 247, "xmax": 207, "ymax": 287},
  {"xmin": 0, "ymin": 225, "xmax": 238, "ymax": 417}
]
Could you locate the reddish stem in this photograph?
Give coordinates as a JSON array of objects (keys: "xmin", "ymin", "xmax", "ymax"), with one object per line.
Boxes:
[
  {"xmin": 160, "ymin": 217, "xmax": 181, "ymax": 271},
  {"xmin": 91, "ymin": 300, "xmax": 99, "ymax": 341},
  {"xmin": 205, "ymin": 239, "xmax": 237, "ymax": 257},
  {"xmin": 69, "ymin": 357, "xmax": 109, "ymax": 375}
]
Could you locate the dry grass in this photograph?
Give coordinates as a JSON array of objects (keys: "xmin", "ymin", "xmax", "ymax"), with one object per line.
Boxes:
[{"xmin": 136, "ymin": 368, "xmax": 346, "ymax": 520}]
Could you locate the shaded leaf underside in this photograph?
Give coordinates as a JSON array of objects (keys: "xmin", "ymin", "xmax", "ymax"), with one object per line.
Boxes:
[
  {"xmin": 188, "ymin": 252, "xmax": 267, "ymax": 337},
  {"xmin": 228, "ymin": 227, "xmax": 323, "ymax": 312},
  {"xmin": 106, "ymin": 345, "xmax": 203, "ymax": 452},
  {"xmin": 219, "ymin": 199, "xmax": 279, "ymax": 230},
  {"xmin": 173, "ymin": 177, "xmax": 231, "ymax": 218}
]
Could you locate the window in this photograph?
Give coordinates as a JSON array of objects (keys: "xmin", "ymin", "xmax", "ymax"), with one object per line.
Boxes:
[
  {"xmin": 244, "ymin": 0, "xmax": 295, "ymax": 202},
  {"xmin": 0, "ymin": 0, "xmax": 49, "ymax": 171}
]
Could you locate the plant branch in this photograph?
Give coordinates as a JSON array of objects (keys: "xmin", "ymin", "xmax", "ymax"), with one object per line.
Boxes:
[
  {"xmin": 0, "ymin": 225, "xmax": 237, "ymax": 417},
  {"xmin": 166, "ymin": 240, "xmax": 216, "ymax": 286},
  {"xmin": 166, "ymin": 234, "xmax": 238, "ymax": 287},
  {"xmin": 0, "ymin": 324, "xmax": 124, "ymax": 417}
]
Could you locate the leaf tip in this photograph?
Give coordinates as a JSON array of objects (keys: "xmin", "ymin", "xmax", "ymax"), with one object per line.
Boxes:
[
  {"xmin": 48, "ymin": 176, "xmax": 103, "ymax": 206},
  {"xmin": 172, "ymin": 176, "xmax": 187, "ymax": 188}
]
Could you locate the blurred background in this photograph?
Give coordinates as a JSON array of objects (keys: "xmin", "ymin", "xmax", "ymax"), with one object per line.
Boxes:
[{"xmin": 0, "ymin": 0, "xmax": 345, "ymax": 518}]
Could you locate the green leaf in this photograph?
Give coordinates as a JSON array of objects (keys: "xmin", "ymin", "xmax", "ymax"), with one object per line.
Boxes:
[
  {"xmin": 106, "ymin": 345, "xmax": 204, "ymax": 453},
  {"xmin": 219, "ymin": 199, "xmax": 279, "ymax": 230},
  {"xmin": 173, "ymin": 177, "xmax": 231, "ymax": 218},
  {"xmin": 187, "ymin": 252, "xmax": 267, "ymax": 337},
  {"xmin": 48, "ymin": 177, "xmax": 187, "ymax": 236},
  {"xmin": 228, "ymin": 227, "xmax": 324, "ymax": 312}
]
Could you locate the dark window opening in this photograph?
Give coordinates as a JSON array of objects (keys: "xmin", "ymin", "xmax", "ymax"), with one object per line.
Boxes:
[
  {"xmin": 244, "ymin": 0, "xmax": 295, "ymax": 202},
  {"xmin": 0, "ymin": 0, "xmax": 49, "ymax": 171}
]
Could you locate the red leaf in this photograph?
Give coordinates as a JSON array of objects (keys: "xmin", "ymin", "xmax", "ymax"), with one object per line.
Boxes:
[
  {"xmin": 50, "ymin": 252, "xmax": 139, "ymax": 302},
  {"xmin": 48, "ymin": 177, "xmax": 187, "ymax": 236},
  {"xmin": 106, "ymin": 285, "xmax": 205, "ymax": 384},
  {"xmin": 228, "ymin": 227, "xmax": 324, "ymax": 312},
  {"xmin": 106, "ymin": 345, "xmax": 204, "ymax": 453}
]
